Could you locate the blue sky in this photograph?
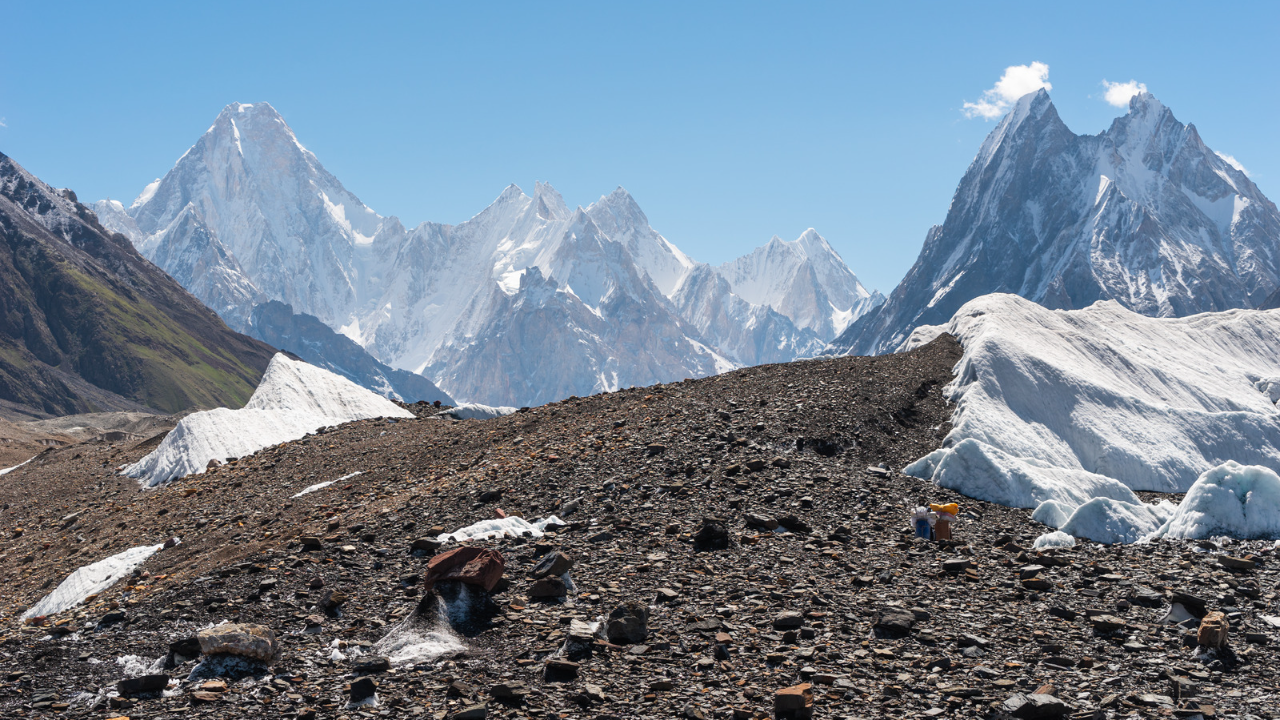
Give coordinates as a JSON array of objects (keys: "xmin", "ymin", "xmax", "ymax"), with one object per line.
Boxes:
[{"xmin": 2, "ymin": 1, "xmax": 1276, "ymax": 293}]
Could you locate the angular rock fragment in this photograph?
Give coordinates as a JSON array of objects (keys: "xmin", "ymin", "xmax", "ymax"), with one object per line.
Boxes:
[
  {"xmin": 197, "ymin": 623, "xmax": 280, "ymax": 663},
  {"xmin": 606, "ymin": 602, "xmax": 650, "ymax": 644}
]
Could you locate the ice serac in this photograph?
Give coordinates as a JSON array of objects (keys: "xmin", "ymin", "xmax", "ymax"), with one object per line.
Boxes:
[
  {"xmin": 903, "ymin": 293, "xmax": 1280, "ymax": 543},
  {"xmin": 836, "ymin": 89, "xmax": 1280, "ymax": 355},
  {"xmin": 129, "ymin": 102, "xmax": 387, "ymax": 327},
  {"xmin": 718, "ymin": 230, "xmax": 883, "ymax": 339}
]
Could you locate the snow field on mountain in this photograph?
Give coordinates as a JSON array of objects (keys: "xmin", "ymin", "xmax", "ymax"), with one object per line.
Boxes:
[
  {"xmin": 22, "ymin": 543, "xmax": 165, "ymax": 619},
  {"xmin": 903, "ymin": 294, "xmax": 1280, "ymax": 543},
  {"xmin": 125, "ymin": 354, "xmax": 412, "ymax": 486}
]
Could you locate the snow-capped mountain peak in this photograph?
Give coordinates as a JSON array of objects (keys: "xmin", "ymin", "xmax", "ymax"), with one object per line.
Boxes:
[
  {"xmin": 834, "ymin": 89, "xmax": 1280, "ymax": 356},
  {"xmin": 716, "ymin": 229, "xmax": 882, "ymax": 338},
  {"xmin": 584, "ymin": 186, "xmax": 695, "ymax": 296},
  {"xmin": 102, "ymin": 101, "xmax": 882, "ymax": 406}
]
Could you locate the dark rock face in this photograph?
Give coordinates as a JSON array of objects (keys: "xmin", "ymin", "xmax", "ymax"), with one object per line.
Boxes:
[
  {"xmin": 247, "ymin": 300, "xmax": 453, "ymax": 404},
  {"xmin": 0, "ymin": 152, "xmax": 274, "ymax": 418},
  {"xmin": 836, "ymin": 90, "xmax": 1280, "ymax": 355}
]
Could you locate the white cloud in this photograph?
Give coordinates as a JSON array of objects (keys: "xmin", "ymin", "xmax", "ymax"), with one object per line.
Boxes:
[
  {"xmin": 963, "ymin": 62, "xmax": 1052, "ymax": 120},
  {"xmin": 0, "ymin": 117, "xmax": 7, "ymax": 128},
  {"xmin": 1215, "ymin": 151, "xmax": 1251, "ymax": 177},
  {"xmin": 1101, "ymin": 79, "xmax": 1148, "ymax": 108}
]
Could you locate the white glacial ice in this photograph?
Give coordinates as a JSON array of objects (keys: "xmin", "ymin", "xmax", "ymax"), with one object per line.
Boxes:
[
  {"xmin": 124, "ymin": 354, "xmax": 412, "ymax": 486},
  {"xmin": 22, "ymin": 543, "xmax": 165, "ymax": 619},
  {"xmin": 1147, "ymin": 461, "xmax": 1280, "ymax": 540},
  {"xmin": 902, "ymin": 294, "xmax": 1280, "ymax": 544},
  {"xmin": 434, "ymin": 403, "xmax": 519, "ymax": 421}
]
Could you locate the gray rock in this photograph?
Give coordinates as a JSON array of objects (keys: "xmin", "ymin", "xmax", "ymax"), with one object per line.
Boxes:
[{"xmin": 606, "ymin": 602, "xmax": 649, "ymax": 644}]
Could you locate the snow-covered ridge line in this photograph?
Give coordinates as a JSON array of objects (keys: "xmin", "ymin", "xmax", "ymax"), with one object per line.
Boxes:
[
  {"xmin": 124, "ymin": 354, "xmax": 412, "ymax": 486},
  {"xmin": 94, "ymin": 101, "xmax": 883, "ymax": 407},
  {"xmin": 903, "ymin": 294, "xmax": 1280, "ymax": 544}
]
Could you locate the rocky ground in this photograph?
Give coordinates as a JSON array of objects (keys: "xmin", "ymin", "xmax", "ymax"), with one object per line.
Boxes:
[{"xmin": 0, "ymin": 335, "xmax": 1275, "ymax": 719}]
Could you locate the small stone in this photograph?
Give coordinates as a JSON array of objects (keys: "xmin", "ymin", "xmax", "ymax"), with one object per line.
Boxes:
[
  {"xmin": 450, "ymin": 704, "xmax": 488, "ymax": 720},
  {"xmin": 529, "ymin": 576, "xmax": 567, "ymax": 598},
  {"xmin": 1088, "ymin": 615, "xmax": 1128, "ymax": 634},
  {"xmin": 1218, "ymin": 555, "xmax": 1257, "ymax": 571},
  {"xmin": 872, "ymin": 608, "xmax": 915, "ymax": 637},
  {"xmin": 1003, "ymin": 692, "xmax": 1067, "ymax": 719},
  {"xmin": 774, "ymin": 682, "xmax": 814, "ymax": 718},
  {"xmin": 411, "ymin": 538, "xmax": 442, "ymax": 554},
  {"xmin": 489, "ymin": 681, "xmax": 529, "ymax": 699},
  {"xmin": 352, "ymin": 655, "xmax": 391, "ymax": 673},
  {"xmin": 1197, "ymin": 611, "xmax": 1228, "ymax": 648},
  {"xmin": 544, "ymin": 658, "xmax": 580, "ymax": 681},
  {"xmin": 197, "ymin": 623, "xmax": 279, "ymax": 663},
  {"xmin": 772, "ymin": 611, "xmax": 805, "ymax": 630},
  {"xmin": 531, "ymin": 550, "xmax": 574, "ymax": 579},
  {"xmin": 693, "ymin": 518, "xmax": 731, "ymax": 550}
]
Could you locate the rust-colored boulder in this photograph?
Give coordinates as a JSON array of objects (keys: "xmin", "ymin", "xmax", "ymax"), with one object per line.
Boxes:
[
  {"xmin": 1197, "ymin": 611, "xmax": 1228, "ymax": 649},
  {"xmin": 775, "ymin": 682, "xmax": 814, "ymax": 719},
  {"xmin": 424, "ymin": 547, "xmax": 506, "ymax": 592}
]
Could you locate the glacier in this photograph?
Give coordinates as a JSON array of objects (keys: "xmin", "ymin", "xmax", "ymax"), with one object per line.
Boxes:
[
  {"xmin": 124, "ymin": 354, "xmax": 413, "ymax": 486},
  {"xmin": 903, "ymin": 293, "xmax": 1280, "ymax": 544}
]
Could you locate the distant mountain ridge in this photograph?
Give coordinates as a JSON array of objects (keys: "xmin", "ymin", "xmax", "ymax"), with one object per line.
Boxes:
[
  {"xmin": 834, "ymin": 89, "xmax": 1280, "ymax": 355},
  {"xmin": 248, "ymin": 301, "xmax": 453, "ymax": 405},
  {"xmin": 96, "ymin": 102, "xmax": 882, "ymax": 406},
  {"xmin": 0, "ymin": 151, "xmax": 275, "ymax": 419}
]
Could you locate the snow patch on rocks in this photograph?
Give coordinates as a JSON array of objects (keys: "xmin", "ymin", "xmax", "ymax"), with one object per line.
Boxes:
[
  {"xmin": 435, "ymin": 403, "xmax": 518, "ymax": 421},
  {"xmin": 437, "ymin": 515, "xmax": 566, "ymax": 544},
  {"xmin": 125, "ymin": 354, "xmax": 412, "ymax": 486},
  {"xmin": 1032, "ymin": 531, "xmax": 1076, "ymax": 550}
]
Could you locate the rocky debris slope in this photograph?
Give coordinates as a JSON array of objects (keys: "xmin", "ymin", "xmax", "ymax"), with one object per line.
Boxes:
[{"xmin": 0, "ymin": 335, "xmax": 1275, "ymax": 719}]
